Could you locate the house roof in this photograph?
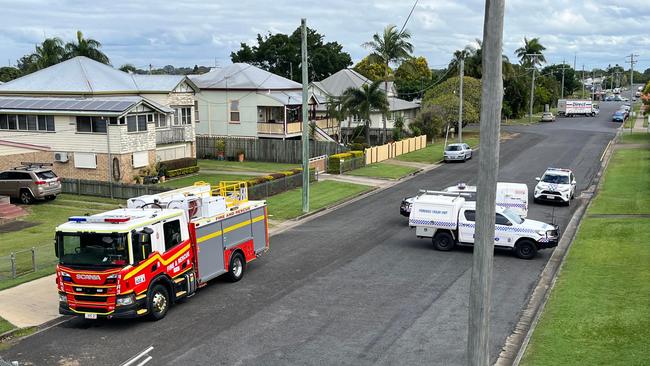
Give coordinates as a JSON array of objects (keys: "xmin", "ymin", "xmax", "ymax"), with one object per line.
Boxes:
[
  {"xmin": 189, "ymin": 63, "xmax": 301, "ymax": 90},
  {"xmin": 388, "ymin": 96, "xmax": 419, "ymax": 111},
  {"xmin": 0, "ymin": 96, "xmax": 173, "ymax": 116},
  {"xmin": 0, "ymin": 57, "xmax": 194, "ymax": 94}
]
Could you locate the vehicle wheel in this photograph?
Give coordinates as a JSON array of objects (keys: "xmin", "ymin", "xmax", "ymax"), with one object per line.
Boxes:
[
  {"xmin": 432, "ymin": 232, "xmax": 455, "ymax": 251},
  {"xmin": 19, "ymin": 190, "xmax": 34, "ymax": 204},
  {"xmin": 147, "ymin": 284, "xmax": 170, "ymax": 321},
  {"xmin": 514, "ymin": 240, "xmax": 537, "ymax": 260},
  {"xmin": 227, "ymin": 252, "xmax": 245, "ymax": 282},
  {"xmin": 533, "ymin": 197, "xmax": 540, "ymax": 204}
]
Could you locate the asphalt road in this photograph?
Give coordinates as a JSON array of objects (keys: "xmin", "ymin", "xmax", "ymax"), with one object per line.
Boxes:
[{"xmin": 1, "ymin": 104, "xmax": 620, "ymax": 366}]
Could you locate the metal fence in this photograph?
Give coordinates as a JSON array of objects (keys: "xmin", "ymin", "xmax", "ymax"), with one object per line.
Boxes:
[
  {"xmin": 0, "ymin": 244, "xmax": 57, "ymax": 280},
  {"xmin": 61, "ymin": 178, "xmax": 171, "ymax": 200},
  {"xmin": 196, "ymin": 136, "xmax": 348, "ymax": 163},
  {"xmin": 339, "ymin": 157, "xmax": 366, "ymax": 174}
]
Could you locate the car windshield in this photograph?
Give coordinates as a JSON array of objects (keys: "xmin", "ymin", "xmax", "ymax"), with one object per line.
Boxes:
[
  {"xmin": 446, "ymin": 145, "xmax": 462, "ymax": 151},
  {"xmin": 542, "ymin": 174, "xmax": 569, "ymax": 184},
  {"xmin": 501, "ymin": 208, "xmax": 524, "ymax": 224},
  {"xmin": 57, "ymin": 232, "xmax": 129, "ymax": 267},
  {"xmin": 36, "ymin": 170, "xmax": 57, "ymax": 180}
]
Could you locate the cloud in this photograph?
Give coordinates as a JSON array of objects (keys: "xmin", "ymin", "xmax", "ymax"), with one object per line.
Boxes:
[{"xmin": 0, "ymin": 0, "xmax": 648, "ymax": 71}]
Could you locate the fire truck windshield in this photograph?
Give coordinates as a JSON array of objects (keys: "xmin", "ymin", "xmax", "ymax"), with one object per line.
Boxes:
[{"xmin": 56, "ymin": 232, "xmax": 129, "ymax": 267}]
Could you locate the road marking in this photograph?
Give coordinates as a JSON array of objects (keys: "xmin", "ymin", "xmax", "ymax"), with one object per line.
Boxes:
[{"xmin": 121, "ymin": 346, "xmax": 154, "ymax": 366}]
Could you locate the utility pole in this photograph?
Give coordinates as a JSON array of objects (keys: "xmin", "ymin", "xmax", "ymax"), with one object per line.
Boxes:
[
  {"xmin": 560, "ymin": 59, "xmax": 568, "ymax": 99},
  {"xmin": 626, "ymin": 53, "xmax": 638, "ymax": 90},
  {"xmin": 526, "ymin": 54, "xmax": 541, "ymax": 123},
  {"xmin": 301, "ymin": 18, "xmax": 310, "ymax": 214},
  {"xmin": 581, "ymin": 65, "xmax": 585, "ymax": 98},
  {"xmin": 458, "ymin": 57, "xmax": 465, "ymax": 143},
  {"xmin": 468, "ymin": 0, "xmax": 504, "ymax": 365}
]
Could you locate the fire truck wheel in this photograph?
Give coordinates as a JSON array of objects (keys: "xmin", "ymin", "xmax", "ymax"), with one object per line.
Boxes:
[
  {"xmin": 514, "ymin": 240, "xmax": 537, "ymax": 260},
  {"xmin": 147, "ymin": 284, "xmax": 170, "ymax": 320},
  {"xmin": 227, "ymin": 252, "xmax": 245, "ymax": 282},
  {"xmin": 432, "ymin": 232, "xmax": 455, "ymax": 251}
]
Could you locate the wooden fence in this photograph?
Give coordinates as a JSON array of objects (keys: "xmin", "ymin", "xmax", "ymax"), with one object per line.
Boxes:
[
  {"xmin": 196, "ymin": 136, "xmax": 348, "ymax": 163},
  {"xmin": 364, "ymin": 135, "xmax": 427, "ymax": 164}
]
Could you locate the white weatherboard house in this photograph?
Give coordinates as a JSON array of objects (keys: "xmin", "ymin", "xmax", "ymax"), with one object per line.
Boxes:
[
  {"xmin": 311, "ymin": 69, "xmax": 419, "ymax": 141},
  {"xmin": 190, "ymin": 63, "xmax": 336, "ymax": 140},
  {"xmin": 0, "ymin": 57, "xmax": 198, "ymax": 183}
]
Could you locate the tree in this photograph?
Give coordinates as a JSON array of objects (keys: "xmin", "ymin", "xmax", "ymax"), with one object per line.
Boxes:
[
  {"xmin": 447, "ymin": 39, "xmax": 513, "ymax": 80},
  {"xmin": 340, "ymin": 80, "xmax": 389, "ymax": 144},
  {"xmin": 64, "ymin": 30, "xmax": 110, "ymax": 64},
  {"xmin": 423, "ymin": 76, "xmax": 482, "ymax": 114},
  {"xmin": 395, "ymin": 56, "xmax": 431, "ymax": 81},
  {"xmin": 119, "ymin": 64, "xmax": 137, "ymax": 73},
  {"xmin": 353, "ymin": 56, "xmax": 392, "ymax": 81},
  {"xmin": 542, "ymin": 64, "xmax": 579, "ymax": 98},
  {"xmin": 33, "ymin": 37, "xmax": 65, "ymax": 70},
  {"xmin": 231, "ymin": 27, "xmax": 352, "ymax": 82},
  {"xmin": 363, "ymin": 24, "xmax": 414, "ymax": 143},
  {"xmin": 0, "ymin": 67, "xmax": 22, "ymax": 82},
  {"xmin": 515, "ymin": 37, "xmax": 546, "ymax": 67}
]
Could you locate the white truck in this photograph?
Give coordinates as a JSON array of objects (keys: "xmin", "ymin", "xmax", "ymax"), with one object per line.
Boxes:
[
  {"xmin": 557, "ymin": 99, "xmax": 598, "ymax": 117},
  {"xmin": 409, "ymin": 193, "xmax": 559, "ymax": 259}
]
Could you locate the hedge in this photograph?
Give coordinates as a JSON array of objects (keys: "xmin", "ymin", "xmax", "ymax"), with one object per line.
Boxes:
[
  {"xmin": 328, "ymin": 150, "xmax": 364, "ymax": 173},
  {"xmin": 159, "ymin": 157, "xmax": 198, "ymax": 174},
  {"xmin": 245, "ymin": 167, "xmax": 315, "ymax": 187},
  {"xmin": 167, "ymin": 165, "xmax": 200, "ymax": 178}
]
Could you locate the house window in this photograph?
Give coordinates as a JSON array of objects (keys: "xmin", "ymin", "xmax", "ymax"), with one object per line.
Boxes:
[
  {"xmin": 74, "ymin": 152, "xmax": 97, "ymax": 169},
  {"xmin": 173, "ymin": 107, "xmax": 191, "ymax": 125},
  {"xmin": 229, "ymin": 100, "xmax": 240, "ymax": 122},
  {"xmin": 156, "ymin": 113, "xmax": 168, "ymax": 129},
  {"xmin": 0, "ymin": 114, "xmax": 55, "ymax": 132},
  {"xmin": 126, "ymin": 115, "xmax": 148, "ymax": 133},
  {"xmin": 76, "ymin": 116, "xmax": 111, "ymax": 133},
  {"xmin": 194, "ymin": 101, "xmax": 200, "ymax": 123}
]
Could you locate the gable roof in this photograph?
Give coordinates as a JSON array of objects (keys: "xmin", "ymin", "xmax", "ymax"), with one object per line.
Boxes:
[
  {"xmin": 189, "ymin": 63, "xmax": 301, "ymax": 90},
  {"xmin": 0, "ymin": 56, "xmax": 194, "ymax": 95},
  {"xmin": 315, "ymin": 69, "xmax": 371, "ymax": 97}
]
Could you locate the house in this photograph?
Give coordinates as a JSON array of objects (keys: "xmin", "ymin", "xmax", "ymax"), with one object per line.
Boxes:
[
  {"xmin": 190, "ymin": 63, "xmax": 337, "ymax": 140},
  {"xmin": 310, "ymin": 69, "xmax": 419, "ymax": 142},
  {"xmin": 0, "ymin": 56, "xmax": 198, "ymax": 182}
]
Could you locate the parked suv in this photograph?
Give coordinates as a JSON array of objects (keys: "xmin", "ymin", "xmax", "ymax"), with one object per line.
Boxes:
[{"xmin": 0, "ymin": 164, "xmax": 62, "ymax": 204}]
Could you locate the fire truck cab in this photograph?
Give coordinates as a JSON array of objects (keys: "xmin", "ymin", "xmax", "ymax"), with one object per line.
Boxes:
[{"xmin": 55, "ymin": 182, "xmax": 269, "ymax": 320}]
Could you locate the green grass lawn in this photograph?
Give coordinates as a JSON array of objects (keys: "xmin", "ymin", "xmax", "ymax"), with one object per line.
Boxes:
[
  {"xmin": 266, "ymin": 180, "xmax": 374, "ymax": 221},
  {"xmin": 589, "ymin": 149, "xmax": 650, "ymax": 215},
  {"xmin": 520, "ymin": 219, "xmax": 650, "ymax": 366},
  {"xmin": 346, "ymin": 162, "xmax": 418, "ymax": 180},
  {"xmin": 198, "ymin": 159, "xmax": 299, "ymax": 173},
  {"xmin": 160, "ymin": 173, "xmax": 253, "ymax": 189},
  {"xmin": 620, "ymin": 132, "xmax": 650, "ymax": 144},
  {"xmin": 0, "ymin": 195, "xmax": 121, "ymax": 290},
  {"xmin": 0, "ymin": 316, "xmax": 14, "ymax": 334},
  {"xmin": 394, "ymin": 133, "xmax": 480, "ymax": 164}
]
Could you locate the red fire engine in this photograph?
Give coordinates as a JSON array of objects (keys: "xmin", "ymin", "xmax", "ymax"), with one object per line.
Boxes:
[{"xmin": 54, "ymin": 182, "xmax": 269, "ymax": 320}]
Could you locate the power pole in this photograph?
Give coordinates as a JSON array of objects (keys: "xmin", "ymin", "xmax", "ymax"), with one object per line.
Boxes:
[
  {"xmin": 458, "ymin": 57, "xmax": 465, "ymax": 143},
  {"xmin": 468, "ymin": 0, "xmax": 505, "ymax": 365},
  {"xmin": 626, "ymin": 53, "xmax": 638, "ymax": 89},
  {"xmin": 527, "ymin": 54, "xmax": 541, "ymax": 123},
  {"xmin": 560, "ymin": 59, "xmax": 568, "ymax": 99},
  {"xmin": 301, "ymin": 18, "xmax": 310, "ymax": 213},
  {"xmin": 581, "ymin": 65, "xmax": 585, "ymax": 98}
]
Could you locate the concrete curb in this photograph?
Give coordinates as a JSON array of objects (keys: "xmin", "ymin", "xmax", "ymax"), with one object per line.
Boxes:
[
  {"xmin": 495, "ymin": 130, "xmax": 620, "ymax": 366},
  {"xmin": 0, "ymin": 315, "xmax": 72, "ymax": 345}
]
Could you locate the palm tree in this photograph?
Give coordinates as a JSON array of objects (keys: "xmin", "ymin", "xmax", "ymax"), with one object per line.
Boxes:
[
  {"xmin": 448, "ymin": 39, "xmax": 513, "ymax": 79},
  {"xmin": 341, "ymin": 80, "xmax": 389, "ymax": 145},
  {"xmin": 33, "ymin": 37, "xmax": 65, "ymax": 69},
  {"xmin": 515, "ymin": 37, "xmax": 546, "ymax": 68},
  {"xmin": 362, "ymin": 25, "xmax": 413, "ymax": 143},
  {"xmin": 64, "ymin": 30, "xmax": 110, "ymax": 64}
]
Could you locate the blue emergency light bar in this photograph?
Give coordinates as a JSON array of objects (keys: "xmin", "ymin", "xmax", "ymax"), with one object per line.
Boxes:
[{"xmin": 68, "ymin": 216, "xmax": 87, "ymax": 222}]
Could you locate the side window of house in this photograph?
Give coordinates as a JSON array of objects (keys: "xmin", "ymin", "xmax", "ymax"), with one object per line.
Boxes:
[
  {"xmin": 464, "ymin": 210, "xmax": 476, "ymax": 222},
  {"xmin": 229, "ymin": 100, "xmax": 240, "ymax": 122},
  {"xmin": 163, "ymin": 220, "xmax": 182, "ymax": 251},
  {"xmin": 194, "ymin": 101, "xmax": 200, "ymax": 123}
]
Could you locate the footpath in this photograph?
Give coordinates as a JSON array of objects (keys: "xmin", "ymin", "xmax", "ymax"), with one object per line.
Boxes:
[{"xmin": 0, "ymin": 158, "xmax": 439, "ymax": 337}]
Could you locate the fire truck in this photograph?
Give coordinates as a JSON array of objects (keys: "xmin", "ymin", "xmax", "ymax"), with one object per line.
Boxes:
[{"xmin": 54, "ymin": 182, "xmax": 269, "ymax": 320}]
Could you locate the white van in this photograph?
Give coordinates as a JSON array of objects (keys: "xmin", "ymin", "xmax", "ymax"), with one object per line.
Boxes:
[{"xmin": 444, "ymin": 182, "xmax": 529, "ymax": 218}]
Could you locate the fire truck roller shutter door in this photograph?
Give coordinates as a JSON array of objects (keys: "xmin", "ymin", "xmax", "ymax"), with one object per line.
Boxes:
[
  {"xmin": 250, "ymin": 207, "xmax": 267, "ymax": 253},
  {"xmin": 222, "ymin": 212, "xmax": 254, "ymax": 251},
  {"xmin": 195, "ymin": 221, "xmax": 226, "ymax": 282}
]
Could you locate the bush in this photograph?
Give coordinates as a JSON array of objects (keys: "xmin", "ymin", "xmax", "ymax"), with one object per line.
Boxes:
[
  {"xmin": 328, "ymin": 151, "xmax": 364, "ymax": 173},
  {"xmin": 350, "ymin": 142, "xmax": 370, "ymax": 151},
  {"xmin": 160, "ymin": 157, "xmax": 197, "ymax": 172},
  {"xmin": 167, "ymin": 166, "xmax": 200, "ymax": 178}
]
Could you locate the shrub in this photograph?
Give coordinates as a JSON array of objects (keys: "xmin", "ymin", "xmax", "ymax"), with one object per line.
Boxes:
[
  {"xmin": 328, "ymin": 151, "xmax": 364, "ymax": 173},
  {"xmin": 350, "ymin": 142, "xmax": 369, "ymax": 151},
  {"xmin": 159, "ymin": 157, "xmax": 197, "ymax": 172},
  {"xmin": 167, "ymin": 166, "xmax": 200, "ymax": 178}
]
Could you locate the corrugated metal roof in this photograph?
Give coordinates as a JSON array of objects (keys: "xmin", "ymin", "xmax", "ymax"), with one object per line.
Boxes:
[
  {"xmin": 258, "ymin": 91, "xmax": 307, "ymax": 105},
  {"xmin": 388, "ymin": 96, "xmax": 419, "ymax": 111},
  {"xmin": 189, "ymin": 63, "xmax": 301, "ymax": 90},
  {"xmin": 0, "ymin": 96, "xmax": 173, "ymax": 114},
  {"xmin": 0, "ymin": 57, "xmax": 191, "ymax": 94}
]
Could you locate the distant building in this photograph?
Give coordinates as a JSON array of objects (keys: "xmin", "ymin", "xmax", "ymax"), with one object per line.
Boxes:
[
  {"xmin": 190, "ymin": 63, "xmax": 334, "ymax": 140},
  {"xmin": 0, "ymin": 57, "xmax": 198, "ymax": 182}
]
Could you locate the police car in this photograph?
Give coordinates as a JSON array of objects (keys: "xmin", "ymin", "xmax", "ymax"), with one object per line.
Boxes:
[{"xmin": 533, "ymin": 168, "xmax": 576, "ymax": 205}]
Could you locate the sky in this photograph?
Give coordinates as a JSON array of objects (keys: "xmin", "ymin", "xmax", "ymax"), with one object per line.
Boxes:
[{"xmin": 0, "ymin": 0, "xmax": 648, "ymax": 73}]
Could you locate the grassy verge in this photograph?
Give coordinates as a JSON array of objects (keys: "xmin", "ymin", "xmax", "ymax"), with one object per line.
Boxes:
[
  {"xmin": 346, "ymin": 162, "xmax": 418, "ymax": 180},
  {"xmin": 160, "ymin": 173, "xmax": 253, "ymax": 189},
  {"xmin": 0, "ymin": 195, "xmax": 121, "ymax": 290},
  {"xmin": 521, "ymin": 143, "xmax": 650, "ymax": 366},
  {"xmin": 620, "ymin": 132, "xmax": 650, "ymax": 144},
  {"xmin": 198, "ymin": 160, "xmax": 298, "ymax": 172},
  {"xmin": 266, "ymin": 181, "xmax": 374, "ymax": 221},
  {"xmin": 394, "ymin": 133, "xmax": 480, "ymax": 164},
  {"xmin": 0, "ymin": 316, "xmax": 14, "ymax": 334}
]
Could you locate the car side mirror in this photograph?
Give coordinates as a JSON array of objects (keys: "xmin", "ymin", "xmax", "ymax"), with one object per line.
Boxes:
[{"xmin": 535, "ymin": 177, "xmax": 541, "ymax": 181}]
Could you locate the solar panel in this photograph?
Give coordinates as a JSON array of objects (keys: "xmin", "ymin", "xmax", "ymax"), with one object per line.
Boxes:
[{"xmin": 0, "ymin": 97, "xmax": 142, "ymax": 113}]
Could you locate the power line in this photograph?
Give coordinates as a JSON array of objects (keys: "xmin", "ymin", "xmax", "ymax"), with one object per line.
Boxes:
[{"xmin": 399, "ymin": 0, "xmax": 419, "ymax": 35}]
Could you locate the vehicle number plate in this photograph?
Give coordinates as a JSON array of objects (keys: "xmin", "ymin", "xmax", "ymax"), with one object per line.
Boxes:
[
  {"xmin": 545, "ymin": 195, "xmax": 553, "ymax": 199},
  {"xmin": 84, "ymin": 313, "xmax": 97, "ymax": 319},
  {"xmin": 49, "ymin": 182, "xmax": 56, "ymax": 186}
]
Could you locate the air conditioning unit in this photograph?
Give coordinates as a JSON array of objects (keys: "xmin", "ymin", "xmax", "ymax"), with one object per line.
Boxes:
[{"xmin": 54, "ymin": 152, "xmax": 69, "ymax": 163}]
